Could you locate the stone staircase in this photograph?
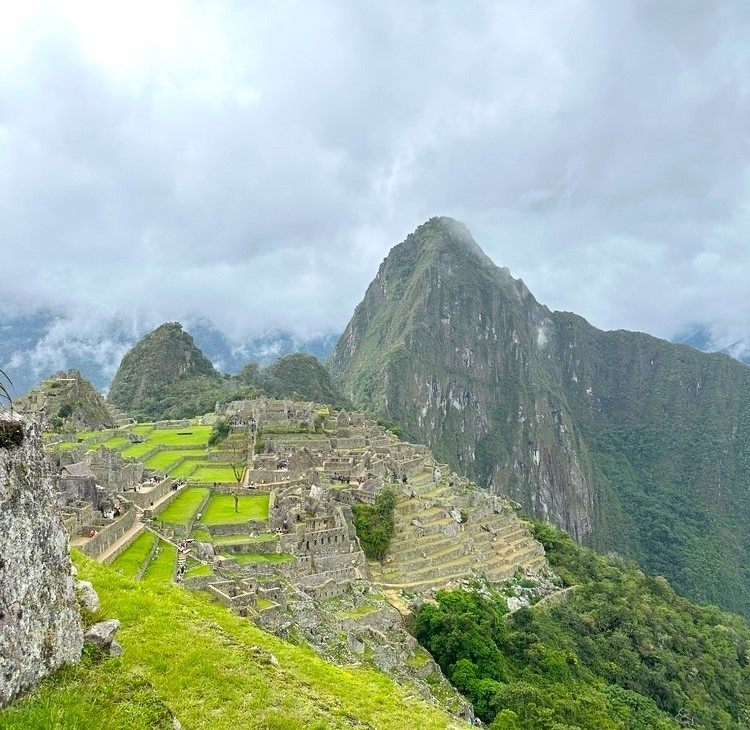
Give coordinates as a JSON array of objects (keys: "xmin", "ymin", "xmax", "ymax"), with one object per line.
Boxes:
[{"xmin": 370, "ymin": 470, "xmax": 546, "ymax": 594}]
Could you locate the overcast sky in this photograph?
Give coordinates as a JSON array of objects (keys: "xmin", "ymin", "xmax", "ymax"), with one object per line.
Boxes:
[{"xmin": 2, "ymin": 0, "xmax": 750, "ymax": 346}]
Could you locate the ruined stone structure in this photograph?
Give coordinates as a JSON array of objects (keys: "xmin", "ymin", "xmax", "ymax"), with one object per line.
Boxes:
[{"xmin": 0, "ymin": 412, "xmax": 83, "ymax": 708}]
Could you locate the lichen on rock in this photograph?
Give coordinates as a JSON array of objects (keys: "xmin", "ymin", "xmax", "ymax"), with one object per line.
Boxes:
[{"xmin": 0, "ymin": 412, "xmax": 83, "ymax": 708}]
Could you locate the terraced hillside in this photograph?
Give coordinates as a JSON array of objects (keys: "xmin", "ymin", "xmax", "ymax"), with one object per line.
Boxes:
[{"xmin": 371, "ymin": 468, "xmax": 545, "ymax": 594}]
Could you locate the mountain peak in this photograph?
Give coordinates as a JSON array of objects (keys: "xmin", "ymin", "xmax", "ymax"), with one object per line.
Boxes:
[{"xmin": 406, "ymin": 216, "xmax": 496, "ymax": 269}]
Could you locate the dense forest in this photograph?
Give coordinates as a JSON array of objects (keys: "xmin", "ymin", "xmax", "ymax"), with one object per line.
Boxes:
[{"xmin": 414, "ymin": 523, "xmax": 750, "ymax": 729}]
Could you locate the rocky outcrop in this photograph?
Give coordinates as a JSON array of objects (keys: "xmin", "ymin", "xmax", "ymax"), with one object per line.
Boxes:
[{"xmin": 0, "ymin": 412, "xmax": 83, "ymax": 707}]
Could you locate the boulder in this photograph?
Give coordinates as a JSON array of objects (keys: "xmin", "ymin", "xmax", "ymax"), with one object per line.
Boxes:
[
  {"xmin": 84, "ymin": 619, "xmax": 121, "ymax": 650},
  {"xmin": 0, "ymin": 414, "xmax": 83, "ymax": 708},
  {"xmin": 194, "ymin": 541, "xmax": 215, "ymax": 561},
  {"xmin": 74, "ymin": 580, "xmax": 101, "ymax": 613}
]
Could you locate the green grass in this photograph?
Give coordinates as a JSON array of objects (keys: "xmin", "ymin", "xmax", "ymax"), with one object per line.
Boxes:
[
  {"xmin": 145, "ymin": 449, "xmax": 206, "ymax": 472},
  {"xmin": 0, "ymin": 556, "xmax": 454, "ymax": 729},
  {"xmin": 191, "ymin": 528, "xmax": 212, "ymax": 542},
  {"xmin": 130, "ymin": 424, "xmax": 154, "ymax": 435},
  {"xmin": 190, "ymin": 465, "xmax": 238, "ymax": 483},
  {"xmin": 158, "ymin": 488, "xmax": 209, "ymax": 526},
  {"xmin": 230, "ymin": 552, "xmax": 294, "ymax": 564},
  {"xmin": 145, "ymin": 426, "xmax": 212, "ymax": 447},
  {"xmin": 338, "ymin": 604, "xmax": 378, "ymax": 619},
  {"xmin": 210, "ymin": 532, "xmax": 278, "ymax": 546},
  {"xmin": 185, "ymin": 561, "xmax": 212, "ymax": 578},
  {"xmin": 202, "ymin": 494, "xmax": 269, "ymax": 525},
  {"xmin": 168, "ymin": 458, "xmax": 203, "ymax": 478},
  {"xmin": 121, "ymin": 442, "xmax": 159, "ymax": 459},
  {"xmin": 102, "ymin": 435, "xmax": 130, "ymax": 450},
  {"xmin": 57, "ymin": 441, "xmax": 83, "ymax": 451},
  {"xmin": 142, "ymin": 541, "xmax": 177, "ymax": 583},
  {"xmin": 110, "ymin": 531, "xmax": 157, "ymax": 578}
]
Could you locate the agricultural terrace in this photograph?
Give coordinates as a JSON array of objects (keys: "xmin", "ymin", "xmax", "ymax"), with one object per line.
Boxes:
[
  {"xmin": 159, "ymin": 487, "xmax": 210, "ymax": 526},
  {"xmin": 201, "ymin": 494, "xmax": 270, "ymax": 526},
  {"xmin": 49, "ymin": 422, "xmax": 247, "ymax": 485}
]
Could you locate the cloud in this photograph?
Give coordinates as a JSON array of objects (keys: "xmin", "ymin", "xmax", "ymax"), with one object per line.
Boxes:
[{"xmin": 2, "ymin": 0, "xmax": 749, "ymax": 343}]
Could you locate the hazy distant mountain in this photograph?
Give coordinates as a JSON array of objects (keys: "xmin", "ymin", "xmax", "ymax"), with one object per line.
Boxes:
[
  {"xmin": 0, "ymin": 310, "xmax": 339, "ymax": 397},
  {"xmin": 674, "ymin": 324, "xmax": 750, "ymax": 366},
  {"xmin": 329, "ymin": 216, "xmax": 750, "ymax": 617}
]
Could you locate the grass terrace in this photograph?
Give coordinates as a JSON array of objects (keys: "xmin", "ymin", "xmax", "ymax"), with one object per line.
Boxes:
[
  {"xmin": 169, "ymin": 458, "xmax": 207, "ymax": 478},
  {"xmin": 102, "ymin": 435, "xmax": 130, "ymax": 450},
  {"xmin": 159, "ymin": 487, "xmax": 209, "ymax": 526},
  {"xmin": 202, "ymin": 494, "xmax": 269, "ymax": 526},
  {"xmin": 184, "ymin": 556, "xmax": 212, "ymax": 576},
  {"xmin": 209, "ymin": 532, "xmax": 277, "ymax": 546},
  {"xmin": 130, "ymin": 424, "xmax": 155, "ymax": 436},
  {"xmin": 145, "ymin": 426, "xmax": 213, "ymax": 447},
  {"xmin": 144, "ymin": 449, "xmax": 207, "ymax": 472},
  {"xmin": 110, "ymin": 531, "xmax": 157, "ymax": 578},
  {"xmin": 142, "ymin": 541, "xmax": 177, "ymax": 582},
  {"xmin": 227, "ymin": 552, "xmax": 295, "ymax": 565},
  {"xmin": 120, "ymin": 441, "xmax": 159, "ymax": 459},
  {"xmin": 57, "ymin": 442, "xmax": 84, "ymax": 452},
  {"xmin": 189, "ymin": 465, "xmax": 237, "ymax": 483}
]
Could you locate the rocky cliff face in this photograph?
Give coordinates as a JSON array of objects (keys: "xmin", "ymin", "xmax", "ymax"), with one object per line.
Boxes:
[
  {"xmin": 328, "ymin": 218, "xmax": 596, "ymax": 540},
  {"xmin": 329, "ymin": 217, "xmax": 750, "ymax": 617},
  {"xmin": 0, "ymin": 412, "xmax": 83, "ymax": 707}
]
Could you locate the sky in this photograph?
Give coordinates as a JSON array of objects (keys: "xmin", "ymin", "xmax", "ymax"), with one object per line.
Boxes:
[{"xmin": 2, "ymin": 0, "xmax": 750, "ymax": 349}]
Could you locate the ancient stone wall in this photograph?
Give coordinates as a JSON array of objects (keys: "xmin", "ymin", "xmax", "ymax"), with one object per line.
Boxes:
[
  {"xmin": 79, "ymin": 507, "xmax": 137, "ymax": 560},
  {"xmin": 0, "ymin": 413, "xmax": 83, "ymax": 708}
]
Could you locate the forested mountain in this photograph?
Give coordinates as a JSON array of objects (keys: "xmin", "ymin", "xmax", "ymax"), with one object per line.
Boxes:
[
  {"xmin": 107, "ymin": 323, "xmax": 230, "ymax": 420},
  {"xmin": 238, "ymin": 353, "xmax": 349, "ymax": 408},
  {"xmin": 107, "ymin": 325, "xmax": 343, "ymax": 420},
  {"xmin": 328, "ymin": 217, "xmax": 750, "ymax": 617}
]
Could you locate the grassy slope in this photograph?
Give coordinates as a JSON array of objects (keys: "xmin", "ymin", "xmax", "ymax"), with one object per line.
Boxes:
[
  {"xmin": 0, "ymin": 556, "xmax": 455, "ymax": 730},
  {"xmin": 202, "ymin": 494, "xmax": 269, "ymax": 525}
]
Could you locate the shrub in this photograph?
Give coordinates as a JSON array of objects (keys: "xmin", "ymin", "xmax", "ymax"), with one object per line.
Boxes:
[
  {"xmin": 208, "ymin": 419, "xmax": 230, "ymax": 447},
  {"xmin": 353, "ymin": 489, "xmax": 396, "ymax": 561}
]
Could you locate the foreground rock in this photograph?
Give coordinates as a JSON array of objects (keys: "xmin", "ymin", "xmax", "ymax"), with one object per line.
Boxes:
[{"xmin": 0, "ymin": 412, "xmax": 83, "ymax": 708}]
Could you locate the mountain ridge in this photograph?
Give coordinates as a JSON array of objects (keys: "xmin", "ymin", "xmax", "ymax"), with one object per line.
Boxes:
[{"xmin": 329, "ymin": 217, "xmax": 750, "ymax": 617}]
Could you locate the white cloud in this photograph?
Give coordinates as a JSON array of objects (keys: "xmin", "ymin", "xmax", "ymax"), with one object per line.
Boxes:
[{"xmin": 1, "ymin": 0, "xmax": 749, "ymax": 344}]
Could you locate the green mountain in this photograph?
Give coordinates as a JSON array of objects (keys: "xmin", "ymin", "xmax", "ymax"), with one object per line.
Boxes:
[
  {"xmin": 107, "ymin": 322, "xmax": 228, "ymax": 420},
  {"xmin": 260, "ymin": 353, "xmax": 349, "ymax": 407},
  {"xmin": 15, "ymin": 369, "xmax": 117, "ymax": 430},
  {"xmin": 328, "ymin": 217, "xmax": 750, "ymax": 617}
]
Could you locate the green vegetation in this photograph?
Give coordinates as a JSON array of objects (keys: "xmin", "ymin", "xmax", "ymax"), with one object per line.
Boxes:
[
  {"xmin": 0, "ymin": 555, "xmax": 454, "ymax": 729},
  {"xmin": 145, "ymin": 426, "xmax": 212, "ymax": 447},
  {"xmin": 202, "ymin": 494, "xmax": 269, "ymax": 525},
  {"xmin": 208, "ymin": 418, "xmax": 230, "ymax": 447},
  {"xmin": 328, "ymin": 216, "xmax": 750, "ymax": 618},
  {"xmin": 189, "ymin": 465, "xmax": 237, "ymax": 483},
  {"xmin": 352, "ymin": 488, "xmax": 396, "ymax": 561},
  {"xmin": 209, "ymin": 532, "xmax": 277, "ymax": 546},
  {"xmin": 142, "ymin": 541, "xmax": 177, "ymax": 582},
  {"xmin": 260, "ymin": 353, "xmax": 350, "ymax": 409},
  {"xmin": 414, "ymin": 523, "xmax": 750, "ymax": 729},
  {"xmin": 159, "ymin": 487, "xmax": 209, "ymax": 526},
  {"xmin": 107, "ymin": 323, "xmax": 256, "ymax": 421},
  {"xmin": 110, "ymin": 531, "xmax": 157, "ymax": 578},
  {"xmin": 144, "ymin": 449, "xmax": 206, "ymax": 472},
  {"xmin": 231, "ymin": 552, "xmax": 294, "ymax": 564}
]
